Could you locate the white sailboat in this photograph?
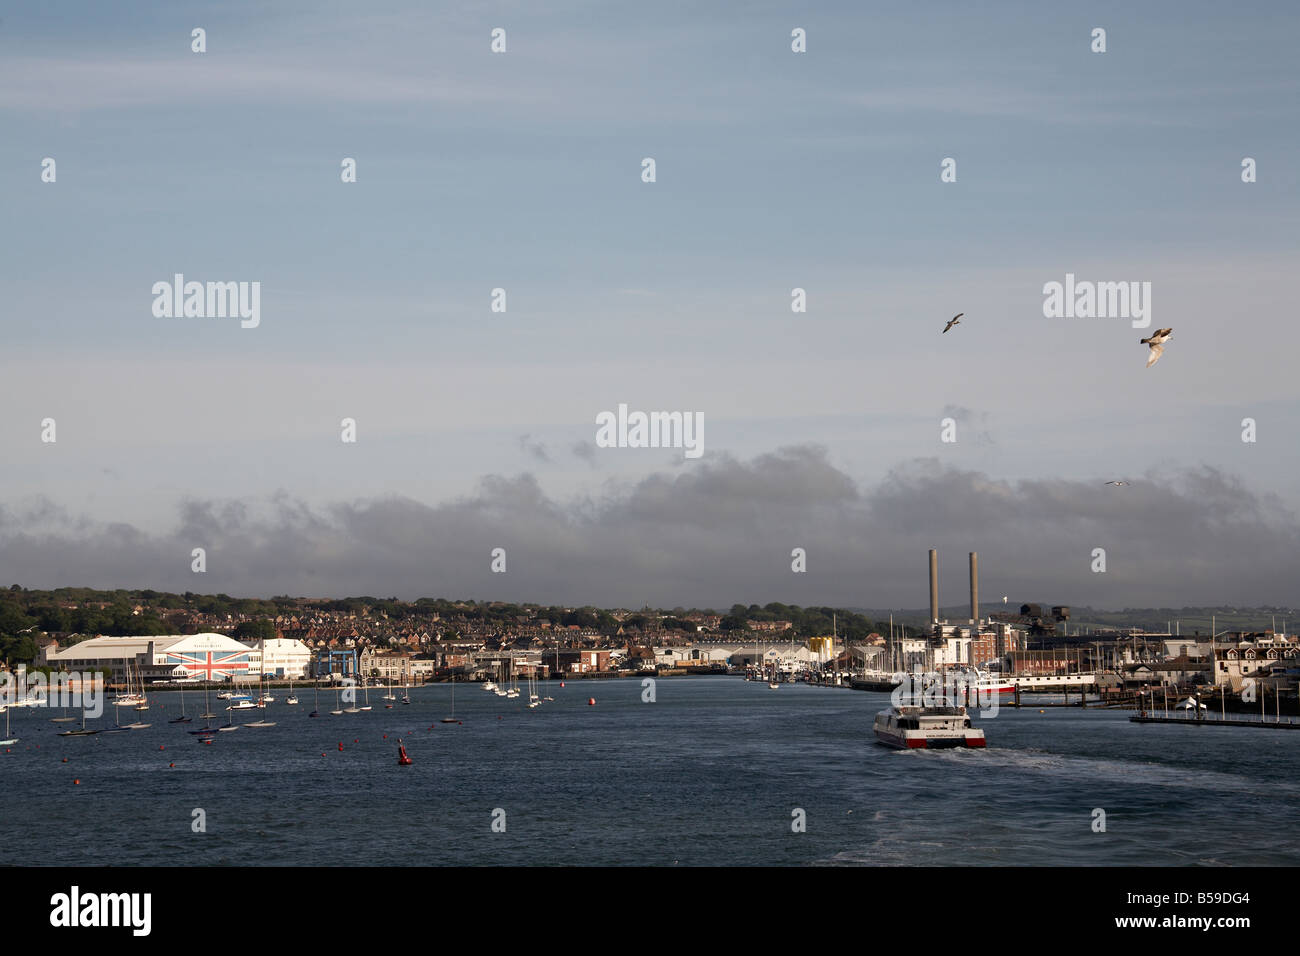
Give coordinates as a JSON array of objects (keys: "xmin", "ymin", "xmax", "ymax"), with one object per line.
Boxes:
[
  {"xmin": 133, "ymin": 663, "xmax": 150, "ymax": 711},
  {"xmin": 246, "ymin": 672, "xmax": 276, "ymax": 726},
  {"xmin": 527, "ymin": 672, "xmax": 540, "ymax": 708},
  {"xmin": 440, "ymin": 670, "xmax": 459, "ymax": 723},
  {"xmin": 0, "ymin": 706, "xmax": 17, "ymax": 746},
  {"xmin": 330, "ymin": 683, "xmax": 343, "ymax": 716}
]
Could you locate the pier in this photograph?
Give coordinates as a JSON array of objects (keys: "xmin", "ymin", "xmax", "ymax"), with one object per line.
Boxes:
[{"xmin": 1131, "ymin": 712, "xmax": 1300, "ymax": 730}]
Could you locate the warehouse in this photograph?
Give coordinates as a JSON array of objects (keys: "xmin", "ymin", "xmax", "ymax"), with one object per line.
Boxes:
[{"xmin": 43, "ymin": 633, "xmax": 262, "ymax": 682}]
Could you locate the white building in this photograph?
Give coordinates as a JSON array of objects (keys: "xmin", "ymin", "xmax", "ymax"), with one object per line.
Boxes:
[
  {"xmin": 45, "ymin": 633, "xmax": 262, "ymax": 682},
  {"xmin": 258, "ymin": 638, "xmax": 312, "ymax": 678}
]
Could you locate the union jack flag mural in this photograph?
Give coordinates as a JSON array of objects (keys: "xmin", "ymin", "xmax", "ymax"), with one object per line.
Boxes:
[{"xmin": 166, "ymin": 649, "xmax": 255, "ymax": 680}]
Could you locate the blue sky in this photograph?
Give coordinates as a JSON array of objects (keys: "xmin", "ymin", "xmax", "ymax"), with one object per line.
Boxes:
[{"xmin": 1, "ymin": 1, "xmax": 1298, "ymax": 605}]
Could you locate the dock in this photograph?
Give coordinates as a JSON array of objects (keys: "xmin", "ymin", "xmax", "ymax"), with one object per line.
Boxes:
[{"xmin": 1130, "ymin": 712, "xmax": 1300, "ymax": 730}]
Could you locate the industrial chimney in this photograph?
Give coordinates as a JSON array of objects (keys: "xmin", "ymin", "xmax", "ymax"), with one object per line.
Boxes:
[
  {"xmin": 969, "ymin": 551, "xmax": 979, "ymax": 628},
  {"xmin": 929, "ymin": 549, "xmax": 939, "ymax": 626}
]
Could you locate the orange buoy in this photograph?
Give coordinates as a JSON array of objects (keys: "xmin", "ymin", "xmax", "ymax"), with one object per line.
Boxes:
[
  {"xmin": 62, "ymin": 757, "xmax": 68, "ymax": 763},
  {"xmin": 560, "ymin": 682, "xmax": 565, "ymax": 688},
  {"xmin": 73, "ymin": 779, "xmax": 80, "ymax": 784},
  {"xmin": 587, "ymin": 698, "xmax": 595, "ymax": 706},
  {"xmin": 169, "ymin": 762, "xmax": 174, "ymax": 768}
]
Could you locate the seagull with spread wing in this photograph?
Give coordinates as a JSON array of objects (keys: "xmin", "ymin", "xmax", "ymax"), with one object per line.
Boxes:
[
  {"xmin": 943, "ymin": 313, "xmax": 963, "ymax": 334},
  {"xmin": 1140, "ymin": 327, "xmax": 1172, "ymax": 367},
  {"xmin": 1104, "ymin": 480, "xmax": 1129, "ymax": 486}
]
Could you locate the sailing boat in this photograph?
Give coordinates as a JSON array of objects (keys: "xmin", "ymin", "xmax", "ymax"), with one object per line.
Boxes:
[
  {"xmin": 330, "ymin": 683, "xmax": 343, "ymax": 716},
  {"xmin": 400, "ymin": 664, "xmax": 411, "ymax": 705},
  {"xmin": 440, "ymin": 670, "xmax": 459, "ymax": 722},
  {"xmin": 58, "ymin": 708, "xmax": 98, "ymax": 737},
  {"xmin": 189, "ymin": 685, "xmax": 217, "ymax": 735},
  {"xmin": 132, "ymin": 663, "xmax": 150, "ymax": 711},
  {"xmin": 0, "ymin": 706, "xmax": 17, "ymax": 746},
  {"xmin": 169, "ymin": 682, "xmax": 192, "ymax": 723},
  {"xmin": 285, "ymin": 679, "xmax": 299, "ymax": 706},
  {"xmin": 343, "ymin": 674, "xmax": 361, "ymax": 713},
  {"xmin": 113, "ymin": 662, "xmax": 145, "ymax": 708},
  {"xmin": 527, "ymin": 671, "xmax": 540, "ymax": 709},
  {"xmin": 199, "ymin": 683, "xmax": 217, "ymax": 720},
  {"xmin": 218, "ymin": 680, "xmax": 244, "ymax": 731},
  {"xmin": 360, "ymin": 679, "xmax": 372, "ymax": 712},
  {"xmin": 245, "ymin": 671, "xmax": 276, "ymax": 727},
  {"xmin": 104, "ymin": 698, "xmax": 133, "ymax": 732},
  {"xmin": 309, "ymin": 682, "xmax": 320, "ymax": 718}
]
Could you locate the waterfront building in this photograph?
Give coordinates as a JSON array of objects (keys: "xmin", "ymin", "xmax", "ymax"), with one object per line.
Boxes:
[
  {"xmin": 257, "ymin": 638, "xmax": 312, "ymax": 678},
  {"xmin": 1214, "ymin": 638, "xmax": 1300, "ymax": 691},
  {"xmin": 43, "ymin": 633, "xmax": 262, "ymax": 682}
]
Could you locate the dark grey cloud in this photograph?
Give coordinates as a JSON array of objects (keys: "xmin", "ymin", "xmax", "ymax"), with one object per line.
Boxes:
[
  {"xmin": 516, "ymin": 434, "xmax": 551, "ymax": 464},
  {"xmin": 0, "ymin": 448, "xmax": 1295, "ymax": 609},
  {"xmin": 940, "ymin": 404, "xmax": 996, "ymax": 447}
]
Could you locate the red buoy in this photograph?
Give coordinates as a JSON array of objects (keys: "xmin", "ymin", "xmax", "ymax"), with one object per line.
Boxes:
[
  {"xmin": 588, "ymin": 698, "xmax": 595, "ymax": 706},
  {"xmin": 397, "ymin": 742, "xmax": 413, "ymax": 766},
  {"xmin": 338, "ymin": 742, "xmax": 343, "ymax": 751}
]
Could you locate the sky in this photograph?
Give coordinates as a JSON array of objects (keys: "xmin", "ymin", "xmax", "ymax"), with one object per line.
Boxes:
[{"xmin": 1, "ymin": 0, "xmax": 1298, "ymax": 608}]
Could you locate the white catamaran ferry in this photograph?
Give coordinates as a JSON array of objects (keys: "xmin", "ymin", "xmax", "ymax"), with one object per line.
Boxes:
[{"xmin": 873, "ymin": 701, "xmax": 986, "ymax": 750}]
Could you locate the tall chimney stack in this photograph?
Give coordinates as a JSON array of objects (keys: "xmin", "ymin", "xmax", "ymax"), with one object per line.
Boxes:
[
  {"xmin": 929, "ymin": 549, "xmax": 939, "ymax": 626},
  {"xmin": 969, "ymin": 551, "xmax": 979, "ymax": 628}
]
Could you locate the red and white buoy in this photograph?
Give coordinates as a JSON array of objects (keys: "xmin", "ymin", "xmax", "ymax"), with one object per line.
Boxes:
[
  {"xmin": 587, "ymin": 698, "xmax": 595, "ymax": 706},
  {"xmin": 397, "ymin": 741, "xmax": 413, "ymax": 766}
]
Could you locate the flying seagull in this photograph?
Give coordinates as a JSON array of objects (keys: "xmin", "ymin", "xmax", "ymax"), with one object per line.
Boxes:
[
  {"xmin": 1140, "ymin": 327, "xmax": 1172, "ymax": 367},
  {"xmin": 942, "ymin": 313, "xmax": 963, "ymax": 333},
  {"xmin": 1104, "ymin": 480, "xmax": 1130, "ymax": 486}
]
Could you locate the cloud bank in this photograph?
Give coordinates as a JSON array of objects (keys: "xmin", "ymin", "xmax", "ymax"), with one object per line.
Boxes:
[{"xmin": 1, "ymin": 448, "xmax": 1296, "ymax": 609}]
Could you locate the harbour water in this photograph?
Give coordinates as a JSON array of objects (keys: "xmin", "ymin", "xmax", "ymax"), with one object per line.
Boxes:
[{"xmin": 3, "ymin": 676, "xmax": 1296, "ymax": 866}]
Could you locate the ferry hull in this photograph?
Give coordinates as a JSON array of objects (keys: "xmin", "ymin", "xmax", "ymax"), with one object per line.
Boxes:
[{"xmin": 875, "ymin": 730, "xmax": 986, "ymax": 750}]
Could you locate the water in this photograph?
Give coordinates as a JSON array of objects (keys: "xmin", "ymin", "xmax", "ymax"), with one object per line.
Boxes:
[{"xmin": 2, "ymin": 677, "xmax": 1296, "ymax": 866}]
